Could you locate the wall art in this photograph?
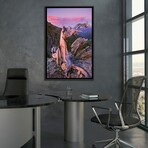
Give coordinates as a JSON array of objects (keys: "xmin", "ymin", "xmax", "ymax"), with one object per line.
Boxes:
[{"xmin": 45, "ymin": 7, "xmax": 93, "ymax": 79}]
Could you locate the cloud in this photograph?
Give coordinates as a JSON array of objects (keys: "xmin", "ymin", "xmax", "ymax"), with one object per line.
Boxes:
[
  {"xmin": 47, "ymin": 16, "xmax": 87, "ymax": 26},
  {"xmin": 47, "ymin": 16, "xmax": 59, "ymax": 24}
]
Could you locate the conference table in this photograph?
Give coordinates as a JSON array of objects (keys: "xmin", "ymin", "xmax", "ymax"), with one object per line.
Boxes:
[{"xmin": 0, "ymin": 95, "xmax": 57, "ymax": 148}]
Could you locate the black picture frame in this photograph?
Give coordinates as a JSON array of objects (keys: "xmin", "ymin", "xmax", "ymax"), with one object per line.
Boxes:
[{"xmin": 45, "ymin": 6, "xmax": 94, "ymax": 79}]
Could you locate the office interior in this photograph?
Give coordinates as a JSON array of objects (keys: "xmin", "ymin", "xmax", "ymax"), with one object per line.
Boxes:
[{"xmin": 0, "ymin": 0, "xmax": 148, "ymax": 148}]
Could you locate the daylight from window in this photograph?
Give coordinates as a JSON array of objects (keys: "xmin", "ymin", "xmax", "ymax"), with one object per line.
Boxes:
[
  {"xmin": 132, "ymin": 18, "xmax": 144, "ymax": 51},
  {"xmin": 126, "ymin": 0, "xmax": 145, "ymax": 123},
  {"xmin": 132, "ymin": 0, "xmax": 144, "ymax": 17},
  {"xmin": 130, "ymin": 1, "xmax": 145, "ymax": 77}
]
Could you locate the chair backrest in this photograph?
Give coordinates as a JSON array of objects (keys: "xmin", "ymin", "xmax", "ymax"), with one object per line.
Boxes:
[
  {"xmin": 120, "ymin": 76, "xmax": 146, "ymax": 119},
  {"xmin": 3, "ymin": 68, "xmax": 28, "ymax": 96}
]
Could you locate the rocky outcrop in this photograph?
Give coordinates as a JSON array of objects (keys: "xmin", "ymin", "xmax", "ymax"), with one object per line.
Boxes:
[
  {"xmin": 47, "ymin": 22, "xmax": 61, "ymax": 58},
  {"xmin": 47, "ymin": 58, "xmax": 65, "ymax": 78},
  {"xmin": 47, "ymin": 23, "xmax": 92, "ymax": 78},
  {"xmin": 71, "ymin": 37, "xmax": 88, "ymax": 55}
]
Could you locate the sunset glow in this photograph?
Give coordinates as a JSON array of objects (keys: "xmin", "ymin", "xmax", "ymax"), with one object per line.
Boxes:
[{"xmin": 47, "ymin": 8, "xmax": 92, "ymax": 27}]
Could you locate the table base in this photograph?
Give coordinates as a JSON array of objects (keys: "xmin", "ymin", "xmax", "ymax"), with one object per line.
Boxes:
[{"xmin": 64, "ymin": 102, "xmax": 84, "ymax": 142}]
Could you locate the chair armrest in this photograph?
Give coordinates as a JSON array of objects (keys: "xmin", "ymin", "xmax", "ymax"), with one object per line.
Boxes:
[
  {"xmin": 115, "ymin": 102, "xmax": 119, "ymax": 110},
  {"xmin": 114, "ymin": 101, "xmax": 132, "ymax": 111},
  {"xmin": 92, "ymin": 106, "xmax": 112, "ymax": 127},
  {"xmin": 92, "ymin": 106, "xmax": 112, "ymax": 111}
]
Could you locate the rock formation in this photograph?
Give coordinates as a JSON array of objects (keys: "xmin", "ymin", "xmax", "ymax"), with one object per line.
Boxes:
[{"xmin": 46, "ymin": 22, "xmax": 92, "ymax": 78}]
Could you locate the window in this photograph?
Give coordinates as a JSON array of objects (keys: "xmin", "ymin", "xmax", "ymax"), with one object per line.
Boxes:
[
  {"xmin": 126, "ymin": 0, "xmax": 144, "ymax": 19},
  {"xmin": 123, "ymin": 0, "xmax": 148, "ymax": 128},
  {"xmin": 126, "ymin": 17, "xmax": 144, "ymax": 51}
]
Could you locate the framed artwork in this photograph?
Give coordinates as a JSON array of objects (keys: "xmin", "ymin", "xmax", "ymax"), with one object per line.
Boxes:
[{"xmin": 45, "ymin": 6, "xmax": 93, "ymax": 79}]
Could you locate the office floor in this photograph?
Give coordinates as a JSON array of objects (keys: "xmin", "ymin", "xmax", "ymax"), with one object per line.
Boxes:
[{"xmin": 41, "ymin": 106, "xmax": 148, "ymax": 148}]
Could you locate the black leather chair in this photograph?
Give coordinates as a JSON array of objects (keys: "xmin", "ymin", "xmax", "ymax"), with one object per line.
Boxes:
[
  {"xmin": 91, "ymin": 76, "xmax": 146, "ymax": 148},
  {"xmin": 3, "ymin": 68, "xmax": 28, "ymax": 96}
]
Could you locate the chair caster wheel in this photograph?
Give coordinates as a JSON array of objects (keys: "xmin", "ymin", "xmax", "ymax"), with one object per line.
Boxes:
[{"xmin": 92, "ymin": 144, "xmax": 96, "ymax": 148}]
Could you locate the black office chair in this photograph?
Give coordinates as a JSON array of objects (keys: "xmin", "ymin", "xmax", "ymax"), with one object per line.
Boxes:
[
  {"xmin": 91, "ymin": 76, "xmax": 146, "ymax": 148},
  {"xmin": 3, "ymin": 68, "xmax": 28, "ymax": 96}
]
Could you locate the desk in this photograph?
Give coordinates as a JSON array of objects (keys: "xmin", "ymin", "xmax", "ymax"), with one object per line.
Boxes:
[
  {"xmin": 61, "ymin": 92, "xmax": 111, "ymax": 142},
  {"xmin": 0, "ymin": 95, "xmax": 57, "ymax": 148}
]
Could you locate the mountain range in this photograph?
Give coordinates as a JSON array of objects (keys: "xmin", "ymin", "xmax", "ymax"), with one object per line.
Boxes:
[{"xmin": 77, "ymin": 27, "xmax": 92, "ymax": 40}]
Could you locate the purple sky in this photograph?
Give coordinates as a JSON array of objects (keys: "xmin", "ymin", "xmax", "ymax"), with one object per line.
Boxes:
[{"xmin": 47, "ymin": 8, "xmax": 92, "ymax": 27}]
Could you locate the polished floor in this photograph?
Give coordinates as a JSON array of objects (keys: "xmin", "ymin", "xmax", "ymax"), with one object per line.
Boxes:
[{"xmin": 41, "ymin": 105, "xmax": 148, "ymax": 148}]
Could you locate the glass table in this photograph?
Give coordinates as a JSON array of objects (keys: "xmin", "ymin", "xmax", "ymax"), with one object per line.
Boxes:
[{"xmin": 62, "ymin": 92, "xmax": 111, "ymax": 142}]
